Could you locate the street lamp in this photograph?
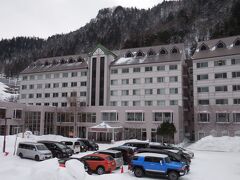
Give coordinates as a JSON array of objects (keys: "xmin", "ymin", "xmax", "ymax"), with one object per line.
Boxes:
[{"xmin": 3, "ymin": 117, "xmax": 11, "ymax": 153}]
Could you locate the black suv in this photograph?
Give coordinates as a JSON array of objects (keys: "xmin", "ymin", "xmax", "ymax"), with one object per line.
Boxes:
[
  {"xmin": 77, "ymin": 139, "xmax": 99, "ymax": 151},
  {"xmin": 38, "ymin": 141, "xmax": 73, "ymax": 158},
  {"xmin": 122, "ymin": 142, "xmax": 149, "ymax": 150}
]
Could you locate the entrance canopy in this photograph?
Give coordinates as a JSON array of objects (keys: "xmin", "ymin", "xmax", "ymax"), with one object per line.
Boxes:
[{"xmin": 89, "ymin": 122, "xmax": 122, "ymax": 133}]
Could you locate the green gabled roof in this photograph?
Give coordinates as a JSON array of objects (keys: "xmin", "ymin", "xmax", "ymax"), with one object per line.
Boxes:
[{"xmin": 90, "ymin": 44, "xmax": 117, "ymax": 58}]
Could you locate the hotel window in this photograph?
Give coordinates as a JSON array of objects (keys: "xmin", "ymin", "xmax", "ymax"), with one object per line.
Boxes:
[
  {"xmin": 71, "ymin": 92, "xmax": 77, "ymax": 97},
  {"xmin": 197, "ymin": 74, "xmax": 208, "ymax": 80},
  {"xmin": 37, "ymin": 75, "xmax": 43, "ymax": 80},
  {"xmin": 215, "ymin": 72, "xmax": 227, "ymax": 79},
  {"xmin": 197, "ymin": 62, "xmax": 208, "ymax": 68},
  {"xmin": 61, "ymin": 102, "xmax": 67, "ymax": 107},
  {"xmin": 215, "ymin": 86, "xmax": 228, "ymax": 92},
  {"xmin": 30, "ymin": 75, "xmax": 35, "ymax": 80},
  {"xmin": 122, "ymin": 79, "xmax": 129, "ymax": 85},
  {"xmin": 36, "ymin": 93, "xmax": 42, "ymax": 98},
  {"xmin": 122, "ymin": 68, "xmax": 129, "ymax": 73},
  {"xmin": 102, "ymin": 112, "xmax": 118, "ymax": 121},
  {"xmin": 216, "ymin": 99, "xmax": 228, "ymax": 105},
  {"xmin": 133, "ymin": 101, "xmax": 141, "ymax": 106},
  {"xmin": 81, "ymin": 71, "xmax": 87, "ymax": 76},
  {"xmin": 110, "ymin": 90, "xmax": 118, "ymax": 96},
  {"xmin": 145, "ymin": 77, "xmax": 153, "ymax": 84},
  {"xmin": 81, "ymin": 82, "xmax": 87, "ymax": 86},
  {"xmin": 21, "ymin": 94, "xmax": 26, "ymax": 99},
  {"xmin": 133, "ymin": 67, "xmax": 141, "ymax": 73},
  {"xmin": 53, "ymin": 83, "xmax": 59, "ymax": 88},
  {"xmin": 145, "ymin": 89, "xmax": 153, "ymax": 95},
  {"xmin": 45, "ymin": 83, "xmax": 51, "ymax": 88},
  {"xmin": 29, "ymin": 84, "xmax": 34, "ymax": 89},
  {"xmin": 53, "ymin": 93, "xmax": 59, "ymax": 98},
  {"xmin": 197, "ymin": 113, "xmax": 210, "ymax": 122},
  {"xmin": 44, "ymin": 103, "xmax": 50, "ymax": 106},
  {"xmin": 133, "ymin": 89, "xmax": 141, "ymax": 95},
  {"xmin": 22, "ymin": 76, "xmax": 28, "ymax": 81},
  {"xmin": 110, "ymin": 101, "xmax": 117, "ymax": 106},
  {"xmin": 145, "ymin": 66, "xmax": 152, "ymax": 72},
  {"xmin": 122, "ymin": 90, "xmax": 129, "ymax": 96},
  {"xmin": 71, "ymin": 72, "xmax": 78, "ymax": 77},
  {"xmin": 157, "ymin": 65, "xmax": 165, "ymax": 71},
  {"xmin": 111, "ymin": 69, "xmax": 118, "ymax": 74},
  {"xmin": 36, "ymin": 103, "xmax": 41, "ymax": 106},
  {"xmin": 111, "ymin": 80, "xmax": 118, "ymax": 85},
  {"xmin": 62, "ymin": 92, "xmax": 68, "ymax": 97},
  {"xmin": 170, "ymin": 100, "xmax": 178, "ymax": 106},
  {"xmin": 37, "ymin": 84, "xmax": 42, "ymax": 89},
  {"xmin": 216, "ymin": 113, "xmax": 229, "ymax": 123},
  {"xmin": 157, "ymin": 100, "xmax": 165, "ymax": 106},
  {"xmin": 121, "ymin": 101, "xmax": 128, "ymax": 106},
  {"xmin": 45, "ymin": 74, "xmax": 51, "ymax": 79},
  {"xmin": 145, "ymin": 101, "xmax": 152, "ymax": 106},
  {"xmin": 52, "ymin": 103, "xmax": 58, "ymax": 107},
  {"xmin": 54, "ymin": 73, "xmax": 60, "ymax": 78},
  {"xmin": 198, "ymin": 99, "xmax": 209, "ymax": 105},
  {"xmin": 62, "ymin": 82, "xmax": 68, "ymax": 87},
  {"xmin": 126, "ymin": 112, "xmax": 144, "ymax": 121},
  {"xmin": 214, "ymin": 60, "xmax": 226, "ymax": 66},
  {"xmin": 153, "ymin": 112, "xmax": 172, "ymax": 122},
  {"xmin": 45, "ymin": 93, "xmax": 50, "ymax": 98},
  {"xmin": 169, "ymin": 76, "xmax": 178, "ymax": 82},
  {"xmin": 80, "ymin": 92, "xmax": 86, "ymax": 96},
  {"xmin": 63, "ymin": 73, "xmax": 68, "ymax": 78},
  {"xmin": 232, "ymin": 71, "xmax": 240, "ymax": 78},
  {"xmin": 22, "ymin": 85, "xmax": 27, "ymax": 90},
  {"xmin": 169, "ymin": 64, "xmax": 178, "ymax": 70},
  {"xmin": 233, "ymin": 113, "xmax": 240, "ymax": 123},
  {"xmin": 231, "ymin": 59, "xmax": 240, "ymax": 65},
  {"xmin": 170, "ymin": 88, "xmax": 178, "ymax": 94},
  {"xmin": 157, "ymin": 88, "xmax": 165, "ymax": 95},
  {"xmin": 29, "ymin": 94, "xmax": 34, "ymax": 99},
  {"xmin": 133, "ymin": 78, "xmax": 141, "ymax": 84},
  {"xmin": 71, "ymin": 82, "xmax": 77, "ymax": 87},
  {"xmin": 233, "ymin": 99, "xmax": 240, "ymax": 104},
  {"xmin": 197, "ymin": 87, "xmax": 209, "ymax": 93},
  {"xmin": 157, "ymin": 77, "xmax": 165, "ymax": 83}
]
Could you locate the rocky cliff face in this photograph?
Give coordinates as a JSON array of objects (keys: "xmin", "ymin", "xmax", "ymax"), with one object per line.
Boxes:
[{"xmin": 0, "ymin": 0, "xmax": 239, "ymax": 76}]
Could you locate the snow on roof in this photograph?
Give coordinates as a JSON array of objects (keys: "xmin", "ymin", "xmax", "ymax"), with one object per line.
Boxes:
[
  {"xmin": 91, "ymin": 122, "xmax": 112, "ymax": 129},
  {"xmin": 135, "ymin": 153, "xmax": 168, "ymax": 158}
]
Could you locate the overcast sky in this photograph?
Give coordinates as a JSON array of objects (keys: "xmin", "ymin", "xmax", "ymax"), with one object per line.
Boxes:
[{"xmin": 0, "ymin": 0, "xmax": 163, "ymax": 40}]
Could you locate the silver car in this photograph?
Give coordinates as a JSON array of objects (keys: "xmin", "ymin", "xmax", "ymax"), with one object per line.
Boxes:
[
  {"xmin": 95, "ymin": 150, "xmax": 124, "ymax": 168},
  {"xmin": 17, "ymin": 142, "xmax": 52, "ymax": 161}
]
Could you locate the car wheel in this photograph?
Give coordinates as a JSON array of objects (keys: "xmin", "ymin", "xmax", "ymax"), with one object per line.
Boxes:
[
  {"xmin": 35, "ymin": 155, "xmax": 40, "ymax": 161},
  {"xmin": 19, "ymin": 153, "xmax": 23, "ymax": 158},
  {"xmin": 96, "ymin": 166, "xmax": 105, "ymax": 175},
  {"xmin": 168, "ymin": 171, "xmax": 179, "ymax": 180},
  {"xmin": 134, "ymin": 167, "xmax": 144, "ymax": 177}
]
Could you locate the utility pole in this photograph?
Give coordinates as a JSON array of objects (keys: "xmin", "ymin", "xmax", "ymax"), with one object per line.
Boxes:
[{"xmin": 3, "ymin": 117, "xmax": 11, "ymax": 153}]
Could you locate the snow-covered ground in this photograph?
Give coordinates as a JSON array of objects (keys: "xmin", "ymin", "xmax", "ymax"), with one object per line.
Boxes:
[
  {"xmin": 0, "ymin": 134, "xmax": 240, "ymax": 180},
  {"xmin": 0, "ymin": 82, "xmax": 18, "ymax": 101}
]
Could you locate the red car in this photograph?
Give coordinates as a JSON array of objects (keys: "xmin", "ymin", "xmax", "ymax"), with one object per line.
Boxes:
[{"xmin": 80, "ymin": 153, "xmax": 116, "ymax": 175}]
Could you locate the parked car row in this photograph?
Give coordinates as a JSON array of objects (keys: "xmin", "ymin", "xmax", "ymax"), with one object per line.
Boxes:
[{"xmin": 17, "ymin": 139, "xmax": 99, "ymax": 161}]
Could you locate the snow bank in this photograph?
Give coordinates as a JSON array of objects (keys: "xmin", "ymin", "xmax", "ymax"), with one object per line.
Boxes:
[
  {"xmin": 189, "ymin": 136, "xmax": 240, "ymax": 152},
  {"xmin": 65, "ymin": 159, "xmax": 87, "ymax": 180}
]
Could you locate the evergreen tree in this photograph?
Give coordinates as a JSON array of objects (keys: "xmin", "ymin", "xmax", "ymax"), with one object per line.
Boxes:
[{"xmin": 157, "ymin": 122, "xmax": 177, "ymax": 143}]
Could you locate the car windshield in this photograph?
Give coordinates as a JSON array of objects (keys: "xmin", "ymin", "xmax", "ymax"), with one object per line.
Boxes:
[
  {"xmin": 106, "ymin": 156, "xmax": 114, "ymax": 161},
  {"xmin": 56, "ymin": 142, "xmax": 67, "ymax": 149},
  {"xmin": 165, "ymin": 157, "xmax": 171, "ymax": 163},
  {"xmin": 64, "ymin": 142, "xmax": 73, "ymax": 145},
  {"xmin": 36, "ymin": 145, "xmax": 48, "ymax": 150}
]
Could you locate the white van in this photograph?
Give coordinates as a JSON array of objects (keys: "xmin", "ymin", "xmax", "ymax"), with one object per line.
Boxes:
[
  {"xmin": 17, "ymin": 142, "xmax": 52, "ymax": 161},
  {"xmin": 61, "ymin": 140, "xmax": 81, "ymax": 154}
]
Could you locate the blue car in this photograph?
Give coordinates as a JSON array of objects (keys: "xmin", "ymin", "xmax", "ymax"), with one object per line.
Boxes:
[{"xmin": 129, "ymin": 153, "xmax": 187, "ymax": 180}]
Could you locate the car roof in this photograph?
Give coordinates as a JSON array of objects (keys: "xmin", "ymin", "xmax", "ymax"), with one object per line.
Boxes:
[
  {"xmin": 37, "ymin": 140, "xmax": 59, "ymax": 143},
  {"xmin": 135, "ymin": 153, "xmax": 168, "ymax": 158},
  {"xmin": 86, "ymin": 153, "xmax": 111, "ymax": 158},
  {"xmin": 124, "ymin": 142, "xmax": 149, "ymax": 145},
  {"xmin": 97, "ymin": 150, "xmax": 121, "ymax": 154},
  {"xmin": 164, "ymin": 149, "xmax": 179, "ymax": 153},
  {"xmin": 19, "ymin": 142, "xmax": 44, "ymax": 146}
]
